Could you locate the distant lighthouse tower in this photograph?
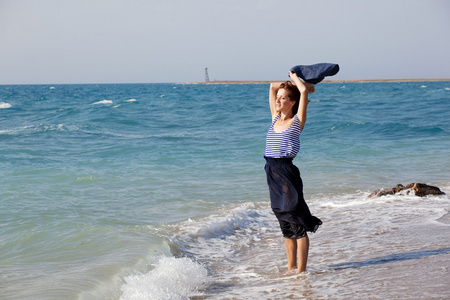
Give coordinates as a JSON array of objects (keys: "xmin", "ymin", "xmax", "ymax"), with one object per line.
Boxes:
[{"xmin": 205, "ymin": 67, "xmax": 210, "ymax": 82}]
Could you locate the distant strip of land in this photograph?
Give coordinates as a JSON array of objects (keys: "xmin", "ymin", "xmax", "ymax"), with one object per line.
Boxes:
[{"xmin": 182, "ymin": 79, "xmax": 450, "ymax": 85}]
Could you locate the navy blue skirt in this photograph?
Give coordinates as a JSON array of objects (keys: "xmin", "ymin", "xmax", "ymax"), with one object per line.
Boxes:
[{"xmin": 264, "ymin": 156, "xmax": 322, "ymax": 233}]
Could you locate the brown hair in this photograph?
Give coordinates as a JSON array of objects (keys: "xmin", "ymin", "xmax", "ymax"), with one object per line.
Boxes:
[{"xmin": 279, "ymin": 81, "xmax": 300, "ymax": 115}]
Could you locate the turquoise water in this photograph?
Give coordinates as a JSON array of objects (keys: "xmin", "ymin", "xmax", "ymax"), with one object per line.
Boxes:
[{"xmin": 1, "ymin": 82, "xmax": 449, "ymax": 299}]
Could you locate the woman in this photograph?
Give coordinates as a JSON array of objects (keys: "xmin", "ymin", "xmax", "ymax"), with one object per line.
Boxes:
[{"xmin": 264, "ymin": 71, "xmax": 322, "ymax": 273}]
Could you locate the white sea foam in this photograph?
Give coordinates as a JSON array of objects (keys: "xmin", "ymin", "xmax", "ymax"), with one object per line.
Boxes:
[
  {"xmin": 36, "ymin": 123, "xmax": 76, "ymax": 132},
  {"xmin": 181, "ymin": 202, "xmax": 266, "ymax": 238},
  {"xmin": 74, "ymin": 176, "xmax": 101, "ymax": 183},
  {"xmin": 0, "ymin": 124, "xmax": 75, "ymax": 134},
  {"xmin": 120, "ymin": 256, "xmax": 208, "ymax": 300},
  {"xmin": 0, "ymin": 102, "xmax": 12, "ymax": 109},
  {"xmin": 125, "ymin": 99, "xmax": 137, "ymax": 102},
  {"xmin": 92, "ymin": 100, "xmax": 113, "ymax": 105}
]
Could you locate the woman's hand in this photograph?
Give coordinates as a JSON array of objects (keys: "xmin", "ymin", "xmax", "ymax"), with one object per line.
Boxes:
[
  {"xmin": 289, "ymin": 71, "xmax": 315, "ymax": 94},
  {"xmin": 304, "ymin": 82, "xmax": 315, "ymax": 94}
]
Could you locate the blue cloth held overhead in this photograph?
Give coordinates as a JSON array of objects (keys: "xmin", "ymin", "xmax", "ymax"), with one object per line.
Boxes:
[{"xmin": 289, "ymin": 63, "xmax": 340, "ymax": 84}]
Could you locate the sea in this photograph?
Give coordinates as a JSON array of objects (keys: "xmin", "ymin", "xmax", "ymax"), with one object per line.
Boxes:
[{"xmin": 1, "ymin": 81, "xmax": 449, "ymax": 300}]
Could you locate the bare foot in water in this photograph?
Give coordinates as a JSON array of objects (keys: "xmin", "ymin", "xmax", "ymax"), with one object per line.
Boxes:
[{"xmin": 283, "ymin": 268, "xmax": 297, "ymax": 276}]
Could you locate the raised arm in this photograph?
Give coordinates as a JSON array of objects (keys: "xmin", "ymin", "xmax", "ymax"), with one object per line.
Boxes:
[
  {"xmin": 289, "ymin": 71, "xmax": 314, "ymax": 130},
  {"xmin": 269, "ymin": 82, "xmax": 283, "ymax": 119}
]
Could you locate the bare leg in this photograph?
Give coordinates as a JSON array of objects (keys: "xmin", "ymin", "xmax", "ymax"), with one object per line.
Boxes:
[
  {"xmin": 284, "ymin": 238, "xmax": 297, "ymax": 271},
  {"xmin": 297, "ymin": 234, "xmax": 309, "ymax": 273}
]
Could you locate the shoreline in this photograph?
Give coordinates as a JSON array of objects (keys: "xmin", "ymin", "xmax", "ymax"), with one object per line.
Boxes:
[{"xmin": 181, "ymin": 78, "xmax": 450, "ymax": 84}]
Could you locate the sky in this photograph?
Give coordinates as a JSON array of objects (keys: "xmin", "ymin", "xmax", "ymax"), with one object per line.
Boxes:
[{"xmin": 0, "ymin": 0, "xmax": 449, "ymax": 84}]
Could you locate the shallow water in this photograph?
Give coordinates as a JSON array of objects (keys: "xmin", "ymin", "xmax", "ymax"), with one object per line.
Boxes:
[
  {"xmin": 0, "ymin": 82, "xmax": 449, "ymax": 299},
  {"xmin": 137, "ymin": 188, "xmax": 448, "ymax": 300}
]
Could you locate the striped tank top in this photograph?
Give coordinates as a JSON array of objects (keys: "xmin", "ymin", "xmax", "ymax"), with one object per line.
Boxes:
[{"xmin": 265, "ymin": 114, "xmax": 301, "ymax": 158}]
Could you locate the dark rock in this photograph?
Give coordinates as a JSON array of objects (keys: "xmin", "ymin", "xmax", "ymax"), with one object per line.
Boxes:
[
  {"xmin": 405, "ymin": 183, "xmax": 446, "ymax": 197},
  {"xmin": 369, "ymin": 184, "xmax": 405, "ymax": 197},
  {"xmin": 369, "ymin": 183, "xmax": 445, "ymax": 198}
]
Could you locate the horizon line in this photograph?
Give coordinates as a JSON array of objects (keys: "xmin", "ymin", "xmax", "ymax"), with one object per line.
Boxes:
[{"xmin": 1, "ymin": 78, "xmax": 450, "ymax": 86}]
